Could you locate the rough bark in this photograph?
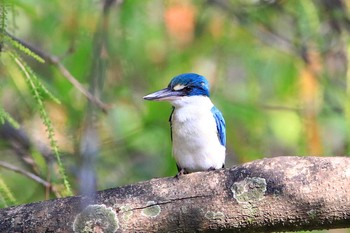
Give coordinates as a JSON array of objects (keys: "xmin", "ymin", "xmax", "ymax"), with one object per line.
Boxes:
[{"xmin": 1, "ymin": 156, "xmax": 350, "ymax": 233}]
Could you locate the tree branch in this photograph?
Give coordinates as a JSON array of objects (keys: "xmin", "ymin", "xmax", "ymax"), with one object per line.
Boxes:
[
  {"xmin": 1, "ymin": 156, "xmax": 350, "ymax": 232},
  {"xmin": 4, "ymin": 32, "xmax": 111, "ymax": 112},
  {"xmin": 0, "ymin": 160, "xmax": 50, "ymax": 188}
]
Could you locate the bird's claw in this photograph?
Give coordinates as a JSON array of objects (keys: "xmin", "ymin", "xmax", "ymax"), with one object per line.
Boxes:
[
  {"xmin": 174, "ymin": 168, "xmax": 188, "ymax": 179},
  {"xmin": 207, "ymin": 167, "xmax": 216, "ymax": 171}
]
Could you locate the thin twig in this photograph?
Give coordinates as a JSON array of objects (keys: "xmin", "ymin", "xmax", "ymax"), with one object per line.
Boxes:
[
  {"xmin": 51, "ymin": 57, "xmax": 110, "ymax": 113},
  {"xmin": 4, "ymin": 32, "xmax": 110, "ymax": 112},
  {"xmin": 0, "ymin": 160, "xmax": 61, "ymax": 197},
  {"xmin": 0, "ymin": 160, "xmax": 50, "ymax": 187},
  {"xmin": 209, "ymin": 0, "xmax": 298, "ymax": 56}
]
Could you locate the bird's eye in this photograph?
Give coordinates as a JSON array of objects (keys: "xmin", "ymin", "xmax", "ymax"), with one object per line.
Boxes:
[
  {"xmin": 184, "ymin": 86, "xmax": 191, "ymax": 91},
  {"xmin": 173, "ymin": 84, "xmax": 186, "ymax": 91}
]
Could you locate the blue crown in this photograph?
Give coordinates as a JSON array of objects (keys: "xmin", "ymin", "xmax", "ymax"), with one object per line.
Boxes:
[{"xmin": 168, "ymin": 73, "xmax": 210, "ymax": 97}]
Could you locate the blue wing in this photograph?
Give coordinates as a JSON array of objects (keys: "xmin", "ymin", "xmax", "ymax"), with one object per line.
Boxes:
[{"xmin": 211, "ymin": 106, "xmax": 226, "ymax": 146}]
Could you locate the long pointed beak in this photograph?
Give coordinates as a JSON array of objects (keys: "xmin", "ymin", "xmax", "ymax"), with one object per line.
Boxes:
[{"xmin": 143, "ymin": 88, "xmax": 183, "ymax": 101}]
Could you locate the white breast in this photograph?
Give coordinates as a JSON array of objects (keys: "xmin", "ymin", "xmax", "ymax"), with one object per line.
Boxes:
[{"xmin": 170, "ymin": 96, "xmax": 226, "ymax": 172}]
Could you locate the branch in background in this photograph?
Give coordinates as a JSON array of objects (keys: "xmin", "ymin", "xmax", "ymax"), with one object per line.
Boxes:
[
  {"xmin": 77, "ymin": 0, "xmax": 120, "ymax": 201},
  {"xmin": 208, "ymin": 0, "xmax": 298, "ymax": 56},
  {"xmin": 52, "ymin": 60, "xmax": 110, "ymax": 112},
  {"xmin": 0, "ymin": 121, "xmax": 54, "ymax": 173},
  {"xmin": 0, "ymin": 121, "xmax": 60, "ymax": 197},
  {"xmin": 320, "ymin": 0, "xmax": 350, "ymax": 34},
  {"xmin": 0, "ymin": 160, "xmax": 60, "ymax": 197},
  {"xmin": 0, "ymin": 156, "xmax": 349, "ymax": 232},
  {"xmin": 0, "ymin": 161, "xmax": 50, "ymax": 187},
  {"xmin": 4, "ymin": 31, "xmax": 111, "ymax": 113}
]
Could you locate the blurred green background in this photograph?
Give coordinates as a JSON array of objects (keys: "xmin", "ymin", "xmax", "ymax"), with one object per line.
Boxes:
[{"xmin": 0, "ymin": 1, "xmax": 350, "ymax": 231}]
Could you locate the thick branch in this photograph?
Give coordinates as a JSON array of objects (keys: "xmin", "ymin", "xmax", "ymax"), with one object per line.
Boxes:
[{"xmin": 1, "ymin": 156, "xmax": 350, "ymax": 232}]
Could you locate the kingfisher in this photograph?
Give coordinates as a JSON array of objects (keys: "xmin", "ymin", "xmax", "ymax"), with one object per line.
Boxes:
[{"xmin": 143, "ymin": 73, "xmax": 226, "ymax": 176}]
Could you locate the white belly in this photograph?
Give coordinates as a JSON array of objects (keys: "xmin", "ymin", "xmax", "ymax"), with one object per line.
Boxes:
[{"xmin": 171, "ymin": 101, "xmax": 226, "ymax": 172}]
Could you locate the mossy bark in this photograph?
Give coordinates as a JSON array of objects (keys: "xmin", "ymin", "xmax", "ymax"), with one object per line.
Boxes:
[{"xmin": 1, "ymin": 156, "xmax": 350, "ymax": 232}]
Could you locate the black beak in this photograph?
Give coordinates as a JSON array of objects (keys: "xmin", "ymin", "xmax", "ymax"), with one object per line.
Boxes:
[{"xmin": 143, "ymin": 88, "xmax": 183, "ymax": 101}]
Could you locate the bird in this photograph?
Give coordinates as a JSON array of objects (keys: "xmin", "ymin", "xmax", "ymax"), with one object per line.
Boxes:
[{"xmin": 143, "ymin": 73, "xmax": 226, "ymax": 177}]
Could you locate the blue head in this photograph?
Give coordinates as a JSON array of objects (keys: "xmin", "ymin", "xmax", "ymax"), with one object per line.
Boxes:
[{"xmin": 143, "ymin": 73, "xmax": 210, "ymax": 102}]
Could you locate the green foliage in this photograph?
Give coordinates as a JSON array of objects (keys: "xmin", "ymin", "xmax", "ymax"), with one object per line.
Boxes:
[
  {"xmin": 1, "ymin": 0, "xmax": 70, "ymax": 198},
  {"xmin": 0, "ymin": 0, "xmax": 8, "ymax": 36},
  {"xmin": 0, "ymin": 177, "xmax": 16, "ymax": 208},
  {"xmin": 4, "ymin": 35, "xmax": 45, "ymax": 63},
  {"xmin": 8, "ymin": 52, "xmax": 71, "ymax": 196},
  {"xmin": 296, "ymin": 1, "xmax": 320, "ymax": 42},
  {"xmin": 0, "ymin": 106, "xmax": 19, "ymax": 128}
]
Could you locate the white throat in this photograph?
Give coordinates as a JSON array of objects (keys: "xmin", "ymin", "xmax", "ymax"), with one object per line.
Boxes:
[{"xmin": 169, "ymin": 95, "xmax": 213, "ymax": 109}]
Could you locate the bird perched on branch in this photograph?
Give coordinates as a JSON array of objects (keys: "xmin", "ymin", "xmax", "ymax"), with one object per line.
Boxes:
[{"xmin": 143, "ymin": 73, "xmax": 226, "ymax": 177}]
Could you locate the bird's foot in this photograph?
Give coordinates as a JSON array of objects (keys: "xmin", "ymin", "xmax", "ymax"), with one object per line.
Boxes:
[
  {"xmin": 207, "ymin": 164, "xmax": 225, "ymax": 171},
  {"xmin": 174, "ymin": 168, "xmax": 188, "ymax": 179}
]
